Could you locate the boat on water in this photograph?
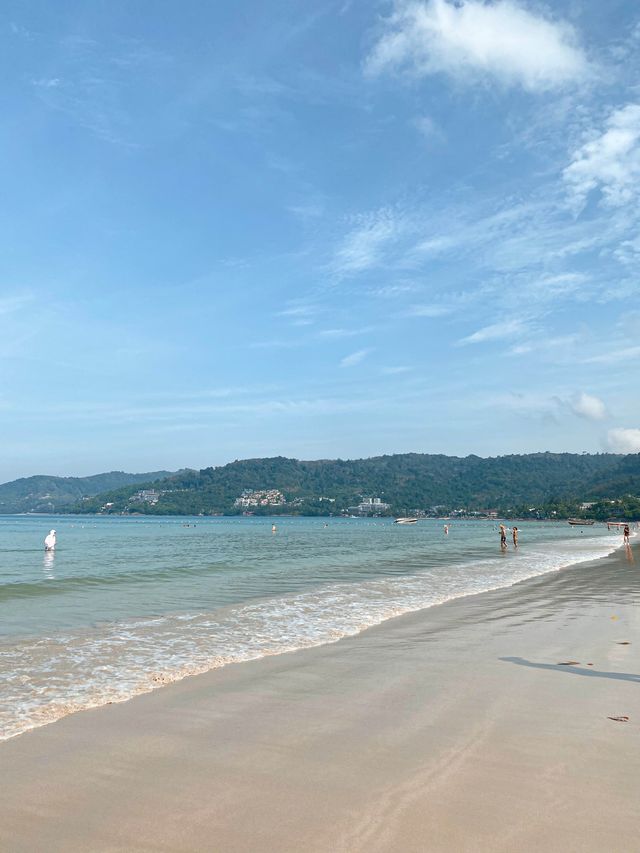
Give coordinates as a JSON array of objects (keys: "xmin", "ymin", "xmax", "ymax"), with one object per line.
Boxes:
[
  {"xmin": 567, "ymin": 519, "xmax": 595, "ymax": 526},
  {"xmin": 394, "ymin": 517, "xmax": 417, "ymax": 524}
]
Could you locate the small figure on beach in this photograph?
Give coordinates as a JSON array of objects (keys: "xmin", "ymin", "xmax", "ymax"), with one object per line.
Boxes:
[
  {"xmin": 512, "ymin": 527, "xmax": 518, "ymax": 548},
  {"xmin": 44, "ymin": 529, "xmax": 56, "ymax": 551},
  {"xmin": 499, "ymin": 524, "xmax": 507, "ymax": 550},
  {"xmin": 623, "ymin": 524, "xmax": 630, "ymax": 545},
  {"xmin": 443, "ymin": 524, "xmax": 449, "ymax": 535}
]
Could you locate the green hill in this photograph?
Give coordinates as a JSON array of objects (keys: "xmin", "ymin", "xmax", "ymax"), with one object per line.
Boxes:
[
  {"xmin": 0, "ymin": 471, "xmax": 174, "ymax": 514},
  {"xmin": 68, "ymin": 452, "xmax": 636, "ymax": 517}
]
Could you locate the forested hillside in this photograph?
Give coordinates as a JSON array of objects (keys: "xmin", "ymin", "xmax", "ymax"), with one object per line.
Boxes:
[
  {"xmin": 0, "ymin": 471, "xmax": 173, "ymax": 514},
  {"xmin": 68, "ymin": 453, "xmax": 639, "ymax": 517}
]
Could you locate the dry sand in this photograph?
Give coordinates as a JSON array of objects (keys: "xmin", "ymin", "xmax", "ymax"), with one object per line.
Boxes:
[{"xmin": 1, "ymin": 543, "xmax": 638, "ymax": 852}]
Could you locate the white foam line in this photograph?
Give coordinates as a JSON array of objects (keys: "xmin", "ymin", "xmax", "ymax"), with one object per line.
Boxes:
[{"xmin": 0, "ymin": 535, "xmax": 624, "ymax": 742}]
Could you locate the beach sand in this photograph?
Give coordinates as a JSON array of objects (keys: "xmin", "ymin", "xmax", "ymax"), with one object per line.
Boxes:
[{"xmin": 1, "ymin": 543, "xmax": 638, "ymax": 852}]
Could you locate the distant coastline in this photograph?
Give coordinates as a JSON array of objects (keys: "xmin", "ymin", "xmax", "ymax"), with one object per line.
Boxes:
[{"xmin": 1, "ymin": 451, "xmax": 637, "ymax": 521}]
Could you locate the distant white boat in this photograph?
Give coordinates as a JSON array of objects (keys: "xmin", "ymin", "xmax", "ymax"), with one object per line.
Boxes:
[{"xmin": 394, "ymin": 517, "xmax": 417, "ymax": 524}]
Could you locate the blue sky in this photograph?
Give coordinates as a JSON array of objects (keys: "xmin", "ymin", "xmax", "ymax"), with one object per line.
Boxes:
[{"xmin": 1, "ymin": 0, "xmax": 639, "ymax": 479}]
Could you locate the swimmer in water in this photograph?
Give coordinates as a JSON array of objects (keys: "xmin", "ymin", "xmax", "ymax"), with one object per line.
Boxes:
[
  {"xmin": 499, "ymin": 524, "xmax": 507, "ymax": 550},
  {"xmin": 512, "ymin": 526, "xmax": 518, "ymax": 548},
  {"xmin": 444, "ymin": 524, "xmax": 449, "ymax": 535},
  {"xmin": 44, "ymin": 529, "xmax": 56, "ymax": 551}
]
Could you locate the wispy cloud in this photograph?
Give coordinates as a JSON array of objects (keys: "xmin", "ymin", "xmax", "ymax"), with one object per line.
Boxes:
[
  {"xmin": 508, "ymin": 334, "xmax": 580, "ymax": 357},
  {"xmin": 412, "ymin": 114, "xmax": 445, "ymax": 142},
  {"xmin": 32, "ymin": 77, "xmax": 61, "ymax": 89},
  {"xmin": 458, "ymin": 318, "xmax": 530, "ymax": 346},
  {"xmin": 0, "ymin": 293, "xmax": 34, "ymax": 316},
  {"xmin": 333, "ymin": 208, "xmax": 403, "ymax": 274},
  {"xmin": 583, "ymin": 345, "xmax": 640, "ymax": 365},
  {"xmin": 287, "ymin": 201, "xmax": 325, "ymax": 219},
  {"xmin": 381, "ymin": 365, "xmax": 411, "ymax": 375},
  {"xmin": 318, "ymin": 327, "xmax": 374, "ymax": 338},
  {"xmin": 276, "ymin": 302, "xmax": 322, "ymax": 326},
  {"xmin": 340, "ymin": 348, "xmax": 373, "ymax": 367},
  {"xmin": 29, "ymin": 37, "xmax": 172, "ymax": 147},
  {"xmin": 564, "ymin": 103, "xmax": 640, "ymax": 210},
  {"xmin": 366, "ymin": 0, "xmax": 589, "ymax": 91},
  {"xmin": 402, "ymin": 303, "xmax": 451, "ymax": 318}
]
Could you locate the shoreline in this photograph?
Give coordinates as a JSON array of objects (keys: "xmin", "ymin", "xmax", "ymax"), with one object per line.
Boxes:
[
  {"xmin": 1, "ymin": 542, "xmax": 638, "ymax": 851},
  {"xmin": 1, "ymin": 530, "xmax": 625, "ymax": 743}
]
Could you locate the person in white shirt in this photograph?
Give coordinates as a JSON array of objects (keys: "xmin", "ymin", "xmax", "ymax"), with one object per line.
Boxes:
[{"xmin": 44, "ymin": 529, "xmax": 56, "ymax": 551}]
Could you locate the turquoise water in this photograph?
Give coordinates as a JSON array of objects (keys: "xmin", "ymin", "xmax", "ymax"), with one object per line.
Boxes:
[{"xmin": 0, "ymin": 515, "xmax": 621, "ymax": 740}]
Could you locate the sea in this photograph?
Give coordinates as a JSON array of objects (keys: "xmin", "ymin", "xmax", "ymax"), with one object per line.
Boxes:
[{"xmin": 0, "ymin": 514, "xmax": 622, "ymax": 741}]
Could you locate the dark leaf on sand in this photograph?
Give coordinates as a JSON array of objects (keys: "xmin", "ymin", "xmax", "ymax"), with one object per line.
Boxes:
[
  {"xmin": 558, "ymin": 661, "xmax": 580, "ymax": 665},
  {"xmin": 608, "ymin": 716, "xmax": 629, "ymax": 722},
  {"xmin": 617, "ymin": 641, "xmax": 631, "ymax": 645}
]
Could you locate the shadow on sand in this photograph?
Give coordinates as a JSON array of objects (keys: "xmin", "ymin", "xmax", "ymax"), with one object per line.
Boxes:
[{"xmin": 500, "ymin": 656, "xmax": 640, "ymax": 684}]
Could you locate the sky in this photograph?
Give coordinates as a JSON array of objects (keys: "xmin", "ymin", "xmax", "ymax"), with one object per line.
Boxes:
[{"xmin": 1, "ymin": 0, "xmax": 640, "ymax": 480}]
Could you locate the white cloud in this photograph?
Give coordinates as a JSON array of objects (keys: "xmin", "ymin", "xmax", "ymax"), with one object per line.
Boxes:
[
  {"xmin": 607, "ymin": 427, "xmax": 640, "ymax": 454},
  {"xmin": 564, "ymin": 103, "xmax": 640, "ymax": 209},
  {"xmin": 366, "ymin": 0, "xmax": 588, "ymax": 92},
  {"xmin": 340, "ymin": 348, "xmax": 372, "ymax": 367},
  {"xmin": 569, "ymin": 392, "xmax": 607, "ymax": 421},
  {"xmin": 458, "ymin": 318, "xmax": 528, "ymax": 345},
  {"xmin": 334, "ymin": 209, "xmax": 401, "ymax": 274},
  {"xmin": 32, "ymin": 77, "xmax": 61, "ymax": 88}
]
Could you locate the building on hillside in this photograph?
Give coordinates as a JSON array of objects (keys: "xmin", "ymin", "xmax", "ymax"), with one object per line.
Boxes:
[
  {"xmin": 234, "ymin": 489, "xmax": 286, "ymax": 508},
  {"xmin": 129, "ymin": 489, "xmax": 162, "ymax": 505},
  {"xmin": 348, "ymin": 496, "xmax": 390, "ymax": 515}
]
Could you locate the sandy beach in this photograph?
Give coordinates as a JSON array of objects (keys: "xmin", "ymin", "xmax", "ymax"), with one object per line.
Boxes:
[{"xmin": 1, "ymin": 542, "xmax": 638, "ymax": 852}]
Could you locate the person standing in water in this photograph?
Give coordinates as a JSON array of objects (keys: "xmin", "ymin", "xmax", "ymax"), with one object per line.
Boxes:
[
  {"xmin": 443, "ymin": 524, "xmax": 449, "ymax": 535},
  {"xmin": 499, "ymin": 524, "xmax": 507, "ymax": 550},
  {"xmin": 44, "ymin": 529, "xmax": 56, "ymax": 551},
  {"xmin": 623, "ymin": 524, "xmax": 630, "ymax": 545},
  {"xmin": 512, "ymin": 526, "xmax": 519, "ymax": 548}
]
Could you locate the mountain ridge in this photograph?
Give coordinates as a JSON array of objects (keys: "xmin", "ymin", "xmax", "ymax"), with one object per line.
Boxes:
[
  {"xmin": 62, "ymin": 452, "xmax": 640, "ymax": 518},
  {"xmin": 0, "ymin": 470, "xmax": 175, "ymax": 514}
]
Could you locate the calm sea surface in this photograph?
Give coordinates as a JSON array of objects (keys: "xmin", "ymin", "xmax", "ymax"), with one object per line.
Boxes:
[{"xmin": 0, "ymin": 515, "xmax": 620, "ymax": 740}]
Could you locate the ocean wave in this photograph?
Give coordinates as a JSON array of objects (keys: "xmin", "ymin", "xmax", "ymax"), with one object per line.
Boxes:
[{"xmin": 0, "ymin": 534, "xmax": 620, "ymax": 741}]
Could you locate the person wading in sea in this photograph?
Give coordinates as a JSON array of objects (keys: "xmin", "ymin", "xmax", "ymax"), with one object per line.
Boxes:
[
  {"xmin": 499, "ymin": 524, "xmax": 507, "ymax": 550},
  {"xmin": 512, "ymin": 527, "xmax": 519, "ymax": 548}
]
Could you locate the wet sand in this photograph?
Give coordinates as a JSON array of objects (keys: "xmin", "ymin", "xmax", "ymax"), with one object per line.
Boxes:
[{"xmin": 1, "ymin": 542, "xmax": 638, "ymax": 852}]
